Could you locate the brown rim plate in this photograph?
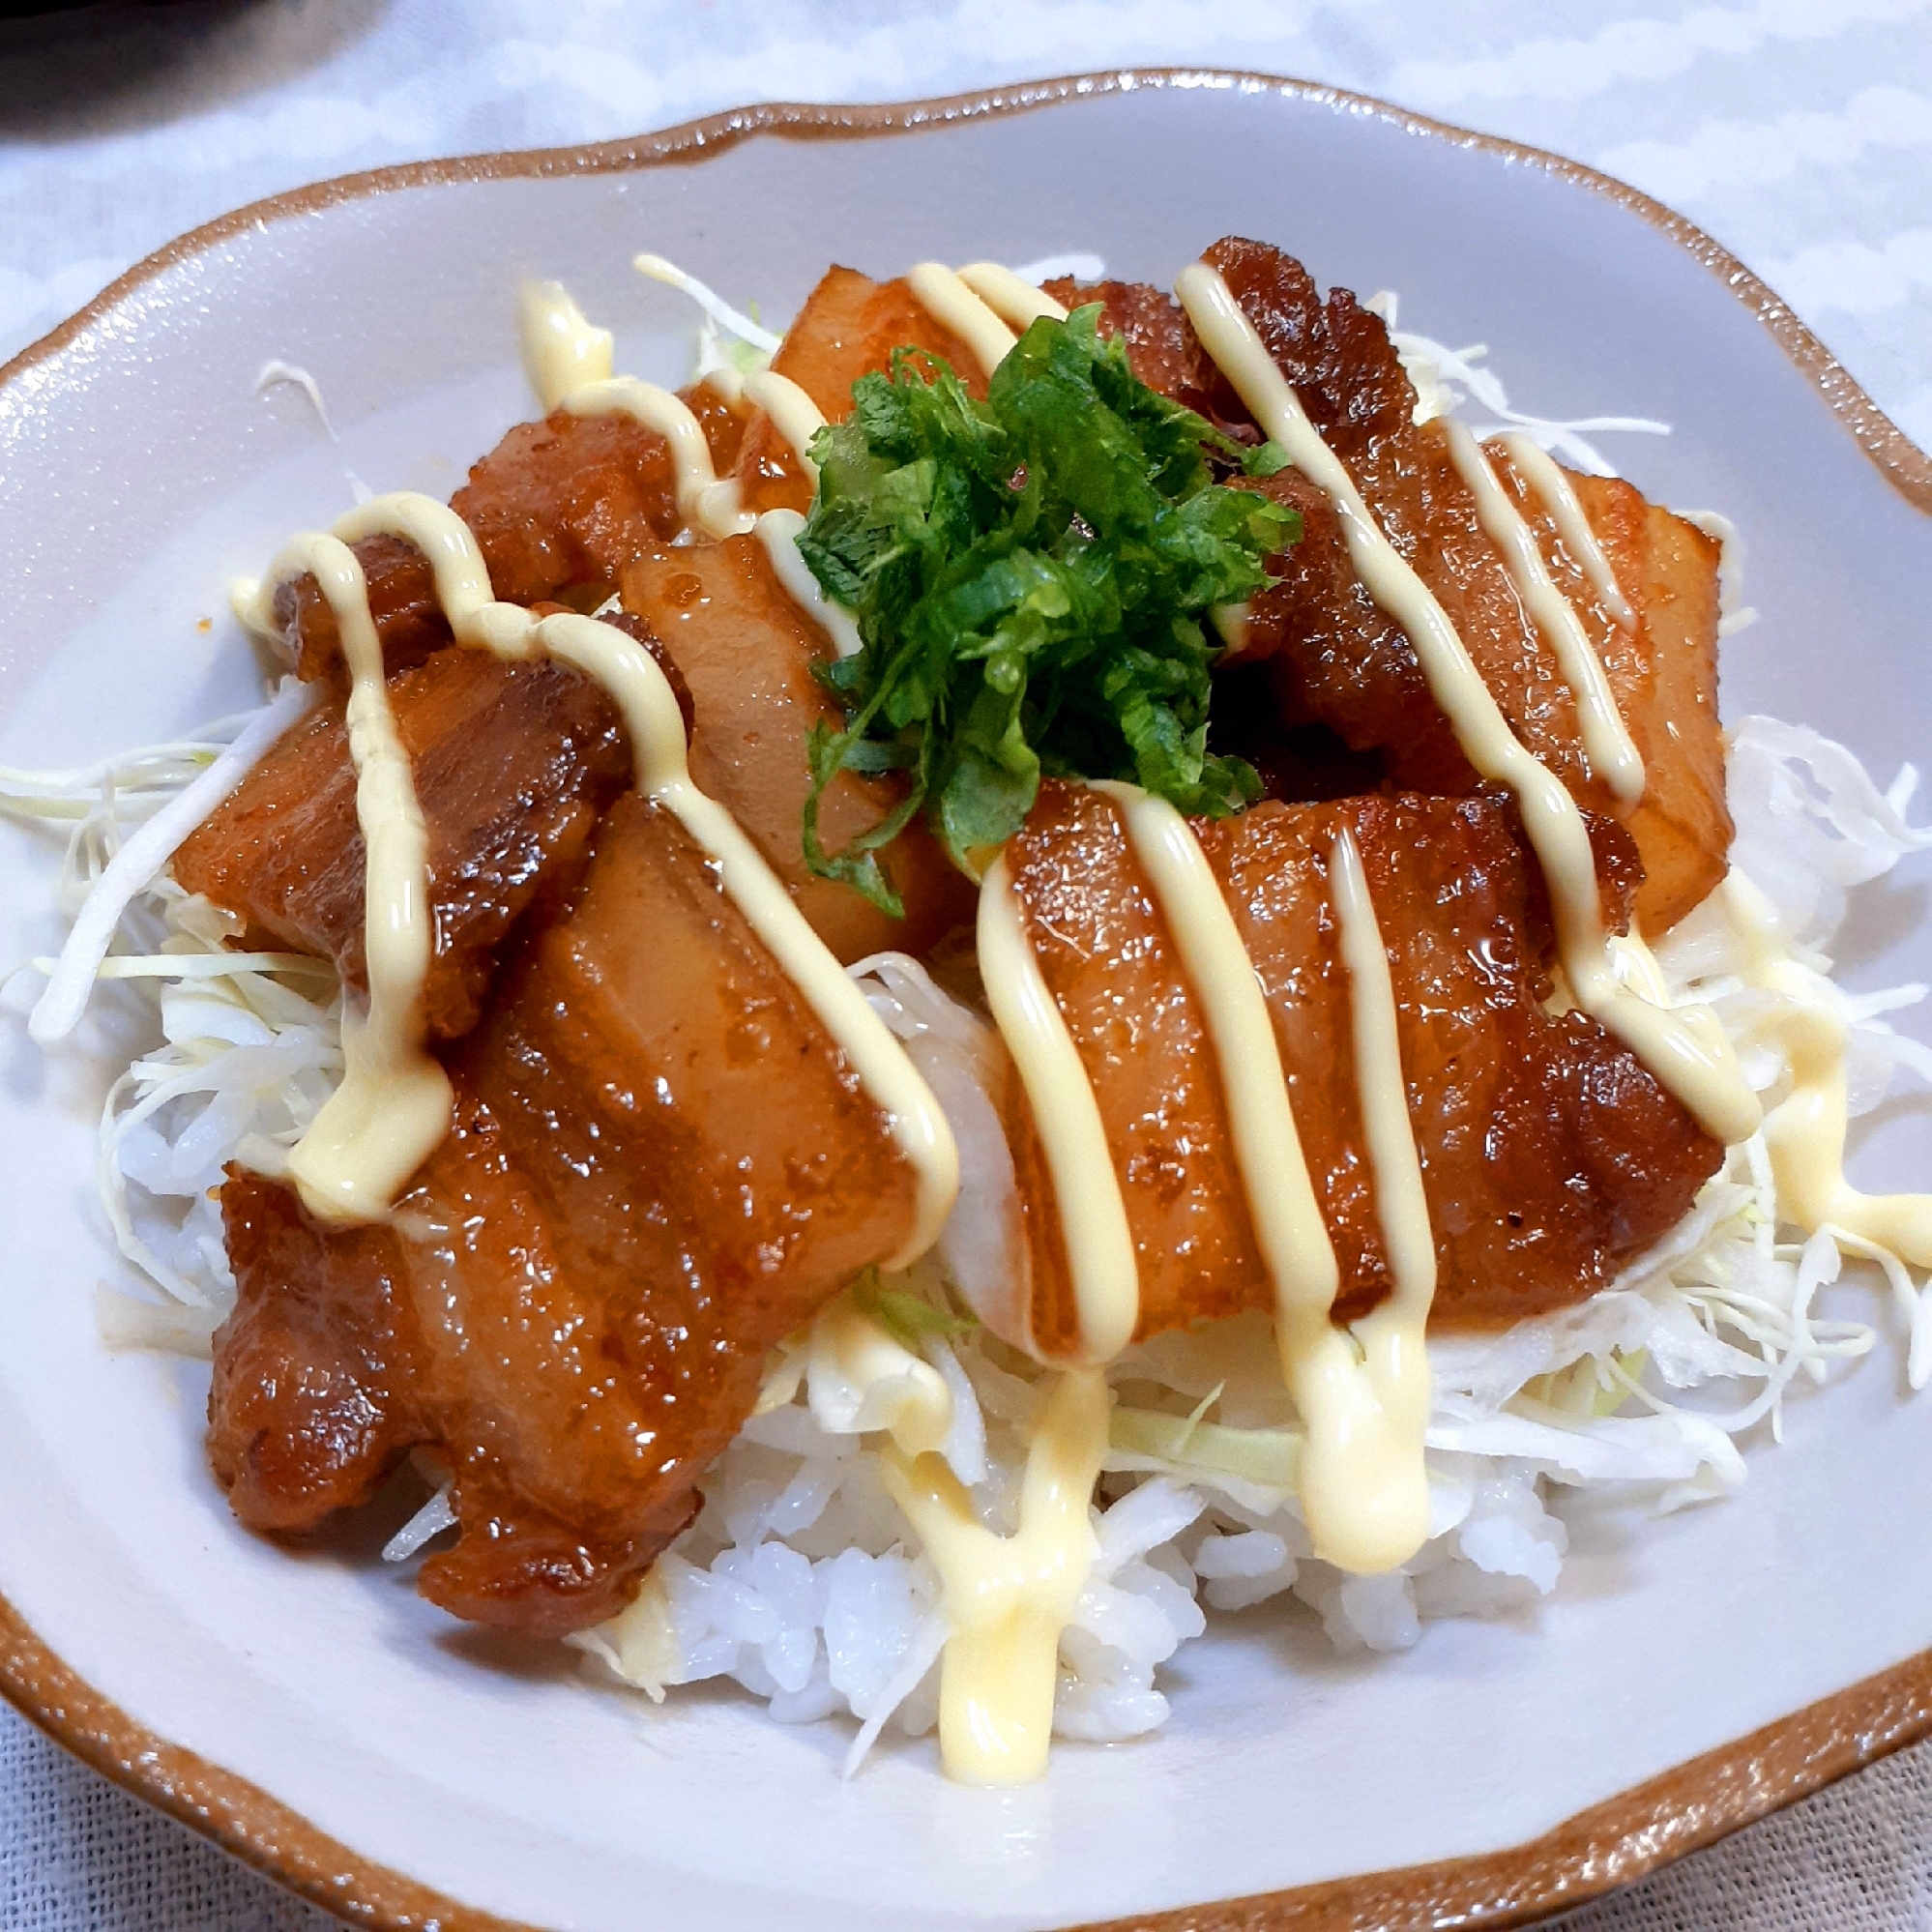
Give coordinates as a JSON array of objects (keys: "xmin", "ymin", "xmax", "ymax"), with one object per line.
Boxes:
[{"xmin": 1, "ymin": 67, "xmax": 1927, "ymax": 1932}]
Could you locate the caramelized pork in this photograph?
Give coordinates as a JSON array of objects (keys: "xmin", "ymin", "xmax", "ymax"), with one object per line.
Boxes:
[
  {"xmin": 735, "ymin": 266, "xmax": 986, "ymax": 517},
  {"xmin": 273, "ymin": 533, "xmax": 451, "ymax": 688},
  {"xmin": 1007, "ymin": 782, "xmax": 1719, "ymax": 1356},
  {"xmin": 175, "ymin": 647, "xmax": 632, "ymax": 1039},
  {"xmin": 1041, "ymin": 276, "xmax": 1243, "ymax": 434},
  {"xmin": 1058, "ymin": 248, "xmax": 1732, "ymax": 931},
  {"xmin": 209, "ymin": 791, "xmax": 919, "ymax": 1637},
  {"xmin": 621, "ymin": 536, "xmax": 975, "ymax": 961},
  {"xmin": 1208, "ymin": 238, "xmax": 1611, "ymax": 799},
  {"xmin": 449, "ymin": 408, "xmax": 684, "ymax": 606}
]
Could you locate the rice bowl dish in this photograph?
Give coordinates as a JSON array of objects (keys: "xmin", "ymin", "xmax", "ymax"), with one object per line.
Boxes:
[{"xmin": 9, "ymin": 231, "xmax": 1932, "ymax": 1797}]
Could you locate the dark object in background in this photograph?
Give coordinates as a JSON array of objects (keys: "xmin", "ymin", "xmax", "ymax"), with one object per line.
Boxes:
[
  {"xmin": 1, "ymin": 1, "xmax": 192, "ymax": 15},
  {"xmin": 2, "ymin": 0, "xmax": 207, "ymax": 14}
]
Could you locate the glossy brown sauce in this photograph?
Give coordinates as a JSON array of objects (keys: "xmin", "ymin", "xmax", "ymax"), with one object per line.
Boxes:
[
  {"xmin": 211, "ymin": 793, "xmax": 917, "ymax": 1634},
  {"xmin": 1006, "ymin": 781, "xmax": 1718, "ymax": 1353},
  {"xmin": 197, "ymin": 241, "xmax": 1738, "ymax": 1646}
]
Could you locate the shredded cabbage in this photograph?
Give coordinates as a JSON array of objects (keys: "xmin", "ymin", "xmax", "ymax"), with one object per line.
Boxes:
[
  {"xmin": 2, "ymin": 713, "xmax": 342, "ymax": 1332},
  {"xmin": 1362, "ymin": 289, "xmax": 1670, "ymax": 477}
]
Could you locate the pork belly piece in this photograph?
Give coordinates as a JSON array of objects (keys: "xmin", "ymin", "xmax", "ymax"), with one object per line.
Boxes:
[
  {"xmin": 270, "ymin": 533, "xmax": 452, "ymax": 688},
  {"xmin": 1041, "ymin": 276, "xmax": 1248, "ymax": 436},
  {"xmin": 621, "ymin": 535, "xmax": 976, "ymax": 961},
  {"xmin": 174, "ymin": 646, "xmax": 632, "ymax": 1039},
  {"xmin": 1054, "ymin": 251, "xmax": 1731, "ymax": 931},
  {"xmin": 428, "ymin": 381, "xmax": 747, "ymax": 613},
  {"xmin": 1205, "ymin": 238, "xmax": 1602, "ymax": 798},
  {"xmin": 448, "ymin": 409, "xmax": 680, "ymax": 607},
  {"xmin": 736, "ymin": 266, "xmax": 987, "ymax": 517},
  {"xmin": 1519, "ymin": 463, "xmax": 1730, "ymax": 933},
  {"xmin": 1006, "ymin": 782, "xmax": 1719, "ymax": 1357},
  {"xmin": 210, "ymin": 791, "xmax": 919, "ymax": 1637},
  {"xmin": 1202, "ymin": 237, "xmax": 1731, "ymax": 930}
]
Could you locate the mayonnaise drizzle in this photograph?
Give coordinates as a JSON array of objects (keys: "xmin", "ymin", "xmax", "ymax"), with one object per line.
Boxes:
[
  {"xmin": 1442, "ymin": 419, "xmax": 1645, "ymax": 805},
  {"xmin": 754, "ymin": 507, "xmax": 863, "ymax": 659},
  {"xmin": 955, "ymin": 263, "xmax": 1068, "ymax": 331},
  {"xmin": 977, "ymin": 851, "xmax": 1139, "ymax": 1364},
  {"xmin": 1728, "ymin": 872, "xmax": 1932, "ymax": 1265},
  {"xmin": 1174, "ymin": 262, "xmax": 1760, "ymax": 1149},
  {"xmin": 241, "ymin": 492, "xmax": 957, "ymax": 1262},
  {"xmin": 518, "ymin": 279, "xmax": 614, "ymax": 414},
  {"xmin": 238, "ymin": 537, "xmax": 453, "ymax": 1222},
  {"xmin": 1300, "ymin": 827, "xmax": 1436, "ymax": 1572},
  {"xmin": 740, "ymin": 369, "xmax": 826, "ymax": 477},
  {"xmin": 519, "ymin": 283, "xmax": 751, "ymax": 539},
  {"xmin": 524, "ymin": 296, "xmax": 859, "ymax": 656},
  {"xmin": 561, "ymin": 378, "xmax": 753, "ymax": 540},
  {"xmin": 1490, "ymin": 429, "xmax": 1635, "ymax": 629},
  {"xmin": 1090, "ymin": 784, "xmax": 1434, "ymax": 1573},
  {"xmin": 906, "ymin": 263, "xmax": 1020, "ymax": 380},
  {"xmin": 1092, "ymin": 782, "xmax": 1336, "ymax": 1313},
  {"xmin": 881, "ymin": 1365, "xmax": 1108, "ymax": 1786}
]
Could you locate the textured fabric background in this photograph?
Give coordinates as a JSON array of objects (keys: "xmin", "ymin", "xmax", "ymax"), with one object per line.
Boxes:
[{"xmin": 3, "ymin": 0, "xmax": 1930, "ymax": 1924}]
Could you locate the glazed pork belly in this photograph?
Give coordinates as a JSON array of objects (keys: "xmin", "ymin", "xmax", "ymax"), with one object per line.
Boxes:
[
  {"xmin": 450, "ymin": 380, "xmax": 746, "ymax": 606},
  {"xmin": 173, "ymin": 644, "xmax": 636, "ymax": 1040},
  {"xmin": 209, "ymin": 792, "xmax": 920, "ymax": 1637},
  {"xmin": 1056, "ymin": 244, "xmax": 1731, "ymax": 934},
  {"xmin": 733, "ymin": 266, "xmax": 987, "ymax": 516},
  {"xmin": 1006, "ymin": 782, "xmax": 1720, "ymax": 1359},
  {"xmin": 1041, "ymin": 273, "xmax": 1237, "ymax": 430},
  {"xmin": 269, "ymin": 385, "xmax": 746, "ymax": 663},
  {"xmin": 1538, "ymin": 465, "xmax": 1731, "ymax": 937},
  {"xmin": 270, "ymin": 532, "xmax": 451, "ymax": 686},
  {"xmin": 621, "ymin": 535, "xmax": 977, "ymax": 962},
  {"xmin": 194, "ymin": 248, "xmax": 1733, "ymax": 1639}
]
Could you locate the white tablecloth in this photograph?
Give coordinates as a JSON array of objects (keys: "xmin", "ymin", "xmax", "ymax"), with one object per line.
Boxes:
[{"xmin": 3, "ymin": 1, "xmax": 1930, "ymax": 1924}]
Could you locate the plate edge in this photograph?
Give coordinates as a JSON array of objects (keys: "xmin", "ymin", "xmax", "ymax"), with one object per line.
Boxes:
[
  {"xmin": 0, "ymin": 1595, "xmax": 522, "ymax": 1930},
  {"xmin": 2, "ymin": 63, "xmax": 1929, "ymax": 1931},
  {"xmin": 3, "ymin": 1586, "xmax": 1929, "ymax": 1932},
  {"xmin": 3, "ymin": 67, "xmax": 1928, "ymax": 512},
  {"xmin": 1071, "ymin": 1642, "xmax": 1932, "ymax": 1929}
]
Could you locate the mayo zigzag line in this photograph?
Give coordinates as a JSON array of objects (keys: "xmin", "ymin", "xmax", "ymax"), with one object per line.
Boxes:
[
  {"xmin": 1174, "ymin": 259, "xmax": 1760, "ymax": 1150},
  {"xmin": 237, "ymin": 490, "xmax": 958, "ymax": 1263}
]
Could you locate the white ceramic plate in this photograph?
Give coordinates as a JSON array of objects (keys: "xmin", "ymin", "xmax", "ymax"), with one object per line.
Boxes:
[{"xmin": 3, "ymin": 71, "xmax": 1930, "ymax": 1932}]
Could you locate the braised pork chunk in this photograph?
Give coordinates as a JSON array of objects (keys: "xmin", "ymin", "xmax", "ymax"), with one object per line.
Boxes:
[
  {"xmin": 1006, "ymin": 782, "xmax": 1720, "ymax": 1357},
  {"xmin": 450, "ymin": 407, "xmax": 683, "ymax": 605},
  {"xmin": 271, "ymin": 533, "xmax": 451, "ymax": 688},
  {"xmin": 734, "ymin": 266, "xmax": 986, "ymax": 517},
  {"xmin": 209, "ymin": 792, "xmax": 919, "ymax": 1636},
  {"xmin": 174, "ymin": 647, "xmax": 631, "ymax": 1039},
  {"xmin": 1040, "ymin": 275, "xmax": 1235, "ymax": 429},
  {"xmin": 1063, "ymin": 244, "xmax": 1731, "ymax": 933},
  {"xmin": 197, "ymin": 243, "xmax": 1744, "ymax": 1648},
  {"xmin": 1550, "ymin": 469, "xmax": 1729, "ymax": 934},
  {"xmin": 621, "ymin": 535, "xmax": 977, "ymax": 962}
]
